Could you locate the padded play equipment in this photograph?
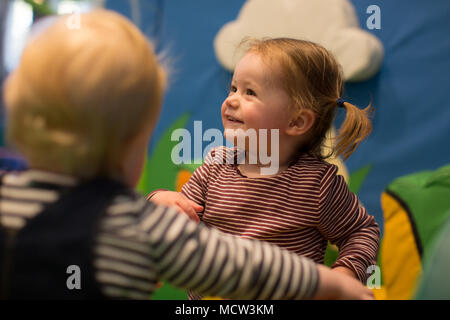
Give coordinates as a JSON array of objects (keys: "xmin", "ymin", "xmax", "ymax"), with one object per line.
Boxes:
[
  {"xmin": 415, "ymin": 214, "xmax": 450, "ymax": 299},
  {"xmin": 378, "ymin": 164, "xmax": 450, "ymax": 299}
]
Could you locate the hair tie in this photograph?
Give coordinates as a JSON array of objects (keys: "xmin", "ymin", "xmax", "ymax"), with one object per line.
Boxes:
[{"xmin": 336, "ymin": 98, "xmax": 345, "ymax": 108}]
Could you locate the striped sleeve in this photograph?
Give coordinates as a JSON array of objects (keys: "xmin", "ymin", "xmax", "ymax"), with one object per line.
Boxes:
[
  {"xmin": 138, "ymin": 203, "xmax": 319, "ymax": 300},
  {"xmin": 317, "ymin": 165, "xmax": 381, "ymax": 283}
]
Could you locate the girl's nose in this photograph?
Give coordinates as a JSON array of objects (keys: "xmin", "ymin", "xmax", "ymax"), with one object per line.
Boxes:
[{"xmin": 226, "ymin": 95, "xmax": 239, "ymax": 109}]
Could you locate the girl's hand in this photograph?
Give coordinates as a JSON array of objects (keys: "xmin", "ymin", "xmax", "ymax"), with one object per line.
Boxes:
[
  {"xmin": 314, "ymin": 265, "xmax": 374, "ymax": 300},
  {"xmin": 149, "ymin": 191, "xmax": 203, "ymax": 222}
]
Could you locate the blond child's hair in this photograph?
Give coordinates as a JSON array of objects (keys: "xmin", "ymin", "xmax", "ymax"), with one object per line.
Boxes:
[
  {"xmin": 245, "ymin": 38, "xmax": 373, "ymax": 160},
  {"xmin": 4, "ymin": 10, "xmax": 166, "ymax": 180}
]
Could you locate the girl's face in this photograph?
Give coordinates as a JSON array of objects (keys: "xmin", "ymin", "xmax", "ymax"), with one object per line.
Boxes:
[{"xmin": 221, "ymin": 52, "xmax": 292, "ymax": 143}]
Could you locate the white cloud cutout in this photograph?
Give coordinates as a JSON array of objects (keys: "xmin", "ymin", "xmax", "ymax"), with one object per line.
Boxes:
[{"xmin": 214, "ymin": 0, "xmax": 384, "ymax": 81}]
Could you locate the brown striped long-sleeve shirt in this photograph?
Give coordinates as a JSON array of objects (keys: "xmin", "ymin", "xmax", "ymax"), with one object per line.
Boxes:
[{"xmin": 181, "ymin": 147, "xmax": 381, "ymax": 283}]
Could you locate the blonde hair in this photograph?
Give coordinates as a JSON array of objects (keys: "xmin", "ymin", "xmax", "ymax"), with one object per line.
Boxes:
[
  {"xmin": 245, "ymin": 38, "xmax": 373, "ymax": 160},
  {"xmin": 4, "ymin": 10, "xmax": 166, "ymax": 180}
]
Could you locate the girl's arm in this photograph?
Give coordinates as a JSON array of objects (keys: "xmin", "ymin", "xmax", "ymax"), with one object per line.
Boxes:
[
  {"xmin": 147, "ymin": 148, "xmax": 219, "ymax": 221},
  {"xmin": 318, "ymin": 165, "xmax": 381, "ymax": 283},
  {"xmin": 146, "ymin": 161, "xmax": 209, "ymax": 221},
  {"xmin": 149, "ymin": 191, "xmax": 203, "ymax": 222},
  {"xmin": 139, "ymin": 202, "xmax": 374, "ymax": 300}
]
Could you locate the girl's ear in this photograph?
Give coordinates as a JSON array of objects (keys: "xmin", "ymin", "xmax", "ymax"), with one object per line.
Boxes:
[{"xmin": 285, "ymin": 109, "xmax": 315, "ymax": 136}]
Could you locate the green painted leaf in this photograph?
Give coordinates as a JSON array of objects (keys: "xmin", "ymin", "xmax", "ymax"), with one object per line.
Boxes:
[{"xmin": 348, "ymin": 164, "xmax": 372, "ymax": 194}]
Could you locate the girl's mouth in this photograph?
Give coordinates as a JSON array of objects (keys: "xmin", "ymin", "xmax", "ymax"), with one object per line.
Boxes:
[{"xmin": 226, "ymin": 116, "xmax": 244, "ymax": 124}]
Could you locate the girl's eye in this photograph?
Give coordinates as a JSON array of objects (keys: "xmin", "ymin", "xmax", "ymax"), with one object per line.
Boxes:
[
  {"xmin": 229, "ymin": 85, "xmax": 237, "ymax": 93},
  {"xmin": 246, "ymin": 89, "xmax": 256, "ymax": 96}
]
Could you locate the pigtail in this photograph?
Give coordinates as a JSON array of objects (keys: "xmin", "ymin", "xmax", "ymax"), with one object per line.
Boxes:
[{"xmin": 334, "ymin": 102, "xmax": 374, "ymax": 160}]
